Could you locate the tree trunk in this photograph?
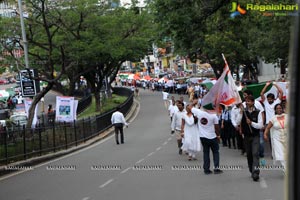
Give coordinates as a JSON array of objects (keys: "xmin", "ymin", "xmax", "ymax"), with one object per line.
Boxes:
[
  {"xmin": 26, "ymin": 83, "xmax": 53, "ymax": 128},
  {"xmin": 106, "ymin": 76, "xmax": 112, "ymax": 99},
  {"xmin": 95, "ymin": 91, "xmax": 101, "ymax": 112},
  {"xmin": 280, "ymin": 59, "xmax": 287, "ymax": 78},
  {"xmin": 68, "ymin": 78, "xmax": 76, "ymax": 96}
]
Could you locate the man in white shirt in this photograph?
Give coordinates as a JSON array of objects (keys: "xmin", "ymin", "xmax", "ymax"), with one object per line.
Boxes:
[
  {"xmin": 260, "ymin": 82, "xmax": 283, "ymax": 125},
  {"xmin": 168, "ymin": 99, "xmax": 179, "ymax": 122},
  {"xmin": 260, "ymin": 82, "xmax": 283, "ymax": 155},
  {"xmin": 194, "ymin": 84, "xmax": 200, "ymax": 97},
  {"xmin": 162, "ymin": 91, "xmax": 169, "ymax": 109},
  {"xmin": 191, "ymin": 100, "xmax": 222, "ymax": 175},
  {"xmin": 111, "ymin": 106, "xmax": 128, "ymax": 145},
  {"xmin": 231, "ymin": 103, "xmax": 244, "ymax": 154},
  {"xmin": 17, "ymin": 95, "xmax": 24, "ymax": 104},
  {"xmin": 171, "ymin": 102, "xmax": 186, "ymax": 154},
  {"xmin": 179, "ymin": 96, "xmax": 187, "ymax": 108}
]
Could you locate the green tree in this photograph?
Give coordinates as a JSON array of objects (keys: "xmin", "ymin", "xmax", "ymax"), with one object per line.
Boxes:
[
  {"xmin": 151, "ymin": 0, "xmax": 292, "ymax": 80},
  {"xmin": 55, "ymin": 2, "xmax": 154, "ymax": 111},
  {"xmin": 1, "ymin": 0, "xmax": 154, "ymax": 125}
]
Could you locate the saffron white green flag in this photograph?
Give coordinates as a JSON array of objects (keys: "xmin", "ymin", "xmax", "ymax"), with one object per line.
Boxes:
[{"xmin": 201, "ymin": 55, "xmax": 242, "ymax": 111}]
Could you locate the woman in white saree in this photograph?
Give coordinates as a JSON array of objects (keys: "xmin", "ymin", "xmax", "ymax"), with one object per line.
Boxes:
[{"xmin": 264, "ymin": 103, "xmax": 287, "ymax": 171}]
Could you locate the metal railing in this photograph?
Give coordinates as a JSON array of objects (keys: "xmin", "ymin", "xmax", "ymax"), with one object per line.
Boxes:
[{"xmin": 0, "ymin": 87, "xmax": 133, "ymax": 165}]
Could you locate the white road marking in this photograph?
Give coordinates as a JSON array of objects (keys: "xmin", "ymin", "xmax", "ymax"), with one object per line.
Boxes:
[
  {"xmin": 82, "ymin": 197, "xmax": 90, "ymax": 200},
  {"xmin": 260, "ymin": 177, "xmax": 268, "ymax": 188},
  {"xmin": 121, "ymin": 167, "xmax": 131, "ymax": 174},
  {"xmin": 136, "ymin": 159, "xmax": 145, "ymax": 164},
  {"xmin": 0, "ymin": 100, "xmax": 142, "ymax": 182},
  {"xmin": 156, "ymin": 147, "xmax": 161, "ymax": 151},
  {"xmin": 163, "ymin": 141, "xmax": 168, "ymax": 145},
  {"xmin": 147, "ymin": 152, "xmax": 155, "ymax": 157},
  {"xmin": 99, "ymin": 179, "xmax": 114, "ymax": 189}
]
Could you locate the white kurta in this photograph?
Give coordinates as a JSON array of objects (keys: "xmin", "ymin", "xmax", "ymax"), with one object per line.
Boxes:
[
  {"xmin": 269, "ymin": 114, "xmax": 287, "ymax": 162},
  {"xmin": 181, "ymin": 114, "xmax": 201, "ymax": 152}
]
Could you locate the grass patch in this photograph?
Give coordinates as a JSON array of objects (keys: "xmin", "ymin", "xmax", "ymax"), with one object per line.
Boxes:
[{"xmin": 77, "ymin": 94, "xmax": 127, "ymax": 119}]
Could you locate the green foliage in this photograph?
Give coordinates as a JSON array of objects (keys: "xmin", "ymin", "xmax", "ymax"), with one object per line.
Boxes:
[{"xmin": 151, "ymin": 0, "xmax": 292, "ymax": 74}]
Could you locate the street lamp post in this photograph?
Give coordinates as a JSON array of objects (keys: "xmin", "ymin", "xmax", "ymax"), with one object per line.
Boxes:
[
  {"xmin": 17, "ymin": 0, "xmax": 29, "ymax": 69},
  {"xmin": 147, "ymin": 56, "xmax": 151, "ymax": 75}
]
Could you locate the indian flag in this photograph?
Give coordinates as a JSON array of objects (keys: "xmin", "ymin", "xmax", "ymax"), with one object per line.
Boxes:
[
  {"xmin": 201, "ymin": 54, "xmax": 242, "ymax": 112},
  {"xmin": 239, "ymin": 82, "xmax": 288, "ymax": 101}
]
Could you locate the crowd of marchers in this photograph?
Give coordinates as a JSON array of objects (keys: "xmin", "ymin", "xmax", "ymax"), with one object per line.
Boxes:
[{"xmin": 163, "ymin": 81, "xmax": 287, "ymax": 182}]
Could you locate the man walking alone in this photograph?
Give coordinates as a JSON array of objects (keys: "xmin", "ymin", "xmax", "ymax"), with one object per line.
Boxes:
[{"xmin": 111, "ymin": 106, "xmax": 128, "ymax": 145}]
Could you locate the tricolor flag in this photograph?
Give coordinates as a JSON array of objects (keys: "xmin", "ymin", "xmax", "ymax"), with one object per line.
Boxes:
[
  {"xmin": 201, "ymin": 54, "xmax": 242, "ymax": 112},
  {"xmin": 239, "ymin": 82, "xmax": 288, "ymax": 101}
]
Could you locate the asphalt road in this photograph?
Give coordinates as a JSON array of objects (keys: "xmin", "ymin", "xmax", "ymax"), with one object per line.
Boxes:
[{"xmin": 0, "ymin": 89, "xmax": 285, "ymax": 200}]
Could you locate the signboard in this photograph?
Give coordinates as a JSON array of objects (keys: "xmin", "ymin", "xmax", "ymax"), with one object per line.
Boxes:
[
  {"xmin": 19, "ymin": 69, "xmax": 40, "ymax": 97},
  {"xmin": 55, "ymin": 96, "xmax": 78, "ymax": 122}
]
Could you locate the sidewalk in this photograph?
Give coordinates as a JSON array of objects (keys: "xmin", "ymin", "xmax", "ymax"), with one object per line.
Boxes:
[{"xmin": 0, "ymin": 98, "xmax": 140, "ymax": 177}]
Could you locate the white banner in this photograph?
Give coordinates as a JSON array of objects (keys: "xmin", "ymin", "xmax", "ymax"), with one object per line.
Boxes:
[
  {"xmin": 24, "ymin": 98, "xmax": 38, "ymax": 128},
  {"xmin": 55, "ymin": 96, "xmax": 77, "ymax": 122}
]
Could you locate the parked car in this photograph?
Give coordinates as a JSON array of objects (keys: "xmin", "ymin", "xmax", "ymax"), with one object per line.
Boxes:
[
  {"xmin": 0, "ymin": 79, "xmax": 9, "ymax": 85},
  {"xmin": 9, "ymin": 113, "xmax": 28, "ymax": 128}
]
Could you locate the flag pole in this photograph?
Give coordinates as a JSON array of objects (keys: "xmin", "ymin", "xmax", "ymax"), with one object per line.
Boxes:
[
  {"xmin": 243, "ymin": 110, "xmax": 253, "ymax": 134},
  {"xmin": 222, "ymin": 54, "xmax": 253, "ymax": 133}
]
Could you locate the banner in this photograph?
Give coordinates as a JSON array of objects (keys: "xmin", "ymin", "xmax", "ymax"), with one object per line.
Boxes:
[
  {"xmin": 24, "ymin": 98, "xmax": 38, "ymax": 128},
  {"xmin": 55, "ymin": 96, "xmax": 77, "ymax": 122}
]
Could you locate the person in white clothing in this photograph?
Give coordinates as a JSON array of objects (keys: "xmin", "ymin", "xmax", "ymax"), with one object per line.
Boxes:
[
  {"xmin": 181, "ymin": 104, "xmax": 201, "ymax": 160},
  {"xmin": 111, "ymin": 106, "xmax": 128, "ymax": 145},
  {"xmin": 17, "ymin": 95, "xmax": 24, "ymax": 104},
  {"xmin": 231, "ymin": 103, "xmax": 244, "ymax": 154},
  {"xmin": 168, "ymin": 99, "xmax": 179, "ymax": 122},
  {"xmin": 169, "ymin": 96, "xmax": 175, "ymax": 107},
  {"xmin": 260, "ymin": 82, "xmax": 283, "ymax": 125},
  {"xmin": 260, "ymin": 82, "xmax": 283, "ymax": 152},
  {"xmin": 191, "ymin": 100, "xmax": 222, "ymax": 175},
  {"xmin": 162, "ymin": 91, "xmax": 169, "ymax": 109},
  {"xmin": 264, "ymin": 104, "xmax": 287, "ymax": 172},
  {"xmin": 171, "ymin": 102, "xmax": 187, "ymax": 154}
]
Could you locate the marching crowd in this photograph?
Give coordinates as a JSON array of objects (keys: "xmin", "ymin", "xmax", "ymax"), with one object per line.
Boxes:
[{"xmin": 164, "ymin": 81, "xmax": 287, "ymax": 182}]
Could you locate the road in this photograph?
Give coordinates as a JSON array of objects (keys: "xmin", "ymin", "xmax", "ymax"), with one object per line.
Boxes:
[
  {"xmin": 0, "ymin": 83, "xmax": 59, "ymax": 114},
  {"xmin": 0, "ymin": 89, "xmax": 285, "ymax": 200}
]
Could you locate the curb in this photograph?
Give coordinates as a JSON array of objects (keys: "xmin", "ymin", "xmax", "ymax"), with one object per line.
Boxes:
[{"xmin": 0, "ymin": 99, "xmax": 140, "ymax": 177}]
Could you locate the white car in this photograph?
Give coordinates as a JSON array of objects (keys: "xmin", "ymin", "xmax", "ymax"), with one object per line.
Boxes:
[
  {"xmin": 0, "ymin": 120, "xmax": 6, "ymax": 127},
  {"xmin": 10, "ymin": 114, "xmax": 28, "ymax": 127}
]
